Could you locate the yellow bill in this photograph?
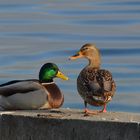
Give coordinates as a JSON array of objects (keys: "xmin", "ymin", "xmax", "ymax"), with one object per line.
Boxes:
[{"xmin": 56, "ymin": 71, "xmax": 69, "ymax": 80}]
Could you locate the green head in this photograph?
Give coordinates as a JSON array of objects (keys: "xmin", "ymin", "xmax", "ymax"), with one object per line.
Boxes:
[{"xmin": 39, "ymin": 63, "xmax": 68, "ymax": 83}]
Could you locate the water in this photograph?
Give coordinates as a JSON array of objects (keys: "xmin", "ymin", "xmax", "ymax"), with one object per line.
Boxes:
[{"xmin": 0, "ymin": 0, "xmax": 139, "ymax": 113}]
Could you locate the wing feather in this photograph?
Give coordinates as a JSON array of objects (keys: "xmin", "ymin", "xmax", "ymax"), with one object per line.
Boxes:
[{"xmin": 0, "ymin": 80, "xmax": 43, "ymax": 97}]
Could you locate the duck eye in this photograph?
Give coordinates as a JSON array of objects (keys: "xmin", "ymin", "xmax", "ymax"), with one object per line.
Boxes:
[
  {"xmin": 52, "ymin": 68, "xmax": 56, "ymax": 72},
  {"xmin": 53, "ymin": 68, "xmax": 58, "ymax": 73},
  {"xmin": 81, "ymin": 47, "xmax": 88, "ymax": 51}
]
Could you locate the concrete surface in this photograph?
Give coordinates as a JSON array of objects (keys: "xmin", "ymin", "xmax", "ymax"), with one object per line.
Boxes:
[{"xmin": 0, "ymin": 108, "xmax": 139, "ymax": 140}]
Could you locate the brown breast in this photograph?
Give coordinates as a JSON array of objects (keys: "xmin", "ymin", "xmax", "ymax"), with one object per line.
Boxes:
[
  {"xmin": 43, "ymin": 83, "xmax": 64, "ymax": 108},
  {"xmin": 77, "ymin": 67, "xmax": 116, "ymax": 106}
]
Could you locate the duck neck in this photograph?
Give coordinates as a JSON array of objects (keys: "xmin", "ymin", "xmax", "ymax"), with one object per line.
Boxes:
[
  {"xmin": 41, "ymin": 81, "xmax": 55, "ymax": 85},
  {"xmin": 87, "ymin": 55, "xmax": 101, "ymax": 68}
]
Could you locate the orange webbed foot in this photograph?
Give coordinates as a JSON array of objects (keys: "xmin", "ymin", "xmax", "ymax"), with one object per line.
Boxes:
[{"xmin": 84, "ymin": 108, "xmax": 98, "ymax": 116}]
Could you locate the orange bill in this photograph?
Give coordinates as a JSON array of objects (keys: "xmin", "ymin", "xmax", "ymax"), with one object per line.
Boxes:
[{"xmin": 69, "ymin": 51, "xmax": 83, "ymax": 60}]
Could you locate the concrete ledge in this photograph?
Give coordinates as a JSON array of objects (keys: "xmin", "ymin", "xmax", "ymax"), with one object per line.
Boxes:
[{"xmin": 0, "ymin": 109, "xmax": 140, "ymax": 140}]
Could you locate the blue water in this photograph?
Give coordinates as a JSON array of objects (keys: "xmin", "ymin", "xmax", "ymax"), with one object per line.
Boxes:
[{"xmin": 0, "ymin": 0, "xmax": 139, "ymax": 113}]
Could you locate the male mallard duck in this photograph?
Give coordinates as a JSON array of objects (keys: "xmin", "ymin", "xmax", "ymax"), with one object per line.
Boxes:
[
  {"xmin": 0, "ymin": 63, "xmax": 68, "ymax": 110},
  {"xmin": 70, "ymin": 44, "xmax": 116, "ymax": 115}
]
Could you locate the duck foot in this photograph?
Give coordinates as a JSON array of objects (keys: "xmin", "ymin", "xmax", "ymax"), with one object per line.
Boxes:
[
  {"xmin": 98, "ymin": 104, "xmax": 107, "ymax": 113},
  {"xmin": 84, "ymin": 108, "xmax": 98, "ymax": 116},
  {"xmin": 98, "ymin": 109, "xmax": 107, "ymax": 113}
]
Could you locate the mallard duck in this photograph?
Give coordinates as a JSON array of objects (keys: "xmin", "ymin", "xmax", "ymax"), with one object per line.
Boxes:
[
  {"xmin": 70, "ymin": 44, "xmax": 116, "ymax": 115},
  {"xmin": 0, "ymin": 63, "xmax": 68, "ymax": 110}
]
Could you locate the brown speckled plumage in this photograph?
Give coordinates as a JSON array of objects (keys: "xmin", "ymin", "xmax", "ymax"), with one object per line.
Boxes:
[
  {"xmin": 70, "ymin": 43, "xmax": 116, "ymax": 114},
  {"xmin": 77, "ymin": 67, "xmax": 116, "ymax": 106}
]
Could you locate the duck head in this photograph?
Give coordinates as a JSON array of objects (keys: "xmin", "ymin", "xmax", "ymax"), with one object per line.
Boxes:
[
  {"xmin": 69, "ymin": 43, "xmax": 101, "ymax": 68},
  {"xmin": 39, "ymin": 63, "xmax": 68, "ymax": 83}
]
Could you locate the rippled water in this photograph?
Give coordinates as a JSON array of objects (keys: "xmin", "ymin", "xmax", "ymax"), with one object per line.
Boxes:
[{"xmin": 0, "ymin": 0, "xmax": 140, "ymax": 113}]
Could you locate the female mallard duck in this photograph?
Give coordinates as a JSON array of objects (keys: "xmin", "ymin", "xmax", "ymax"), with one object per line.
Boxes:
[
  {"xmin": 0, "ymin": 63, "xmax": 68, "ymax": 110},
  {"xmin": 70, "ymin": 44, "xmax": 116, "ymax": 115}
]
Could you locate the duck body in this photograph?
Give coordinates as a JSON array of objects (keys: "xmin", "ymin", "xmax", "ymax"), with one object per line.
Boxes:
[
  {"xmin": 77, "ymin": 66, "xmax": 115, "ymax": 107},
  {"xmin": 0, "ymin": 80, "xmax": 47, "ymax": 110},
  {"xmin": 70, "ymin": 43, "xmax": 116, "ymax": 114},
  {"xmin": 0, "ymin": 63, "xmax": 68, "ymax": 110}
]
